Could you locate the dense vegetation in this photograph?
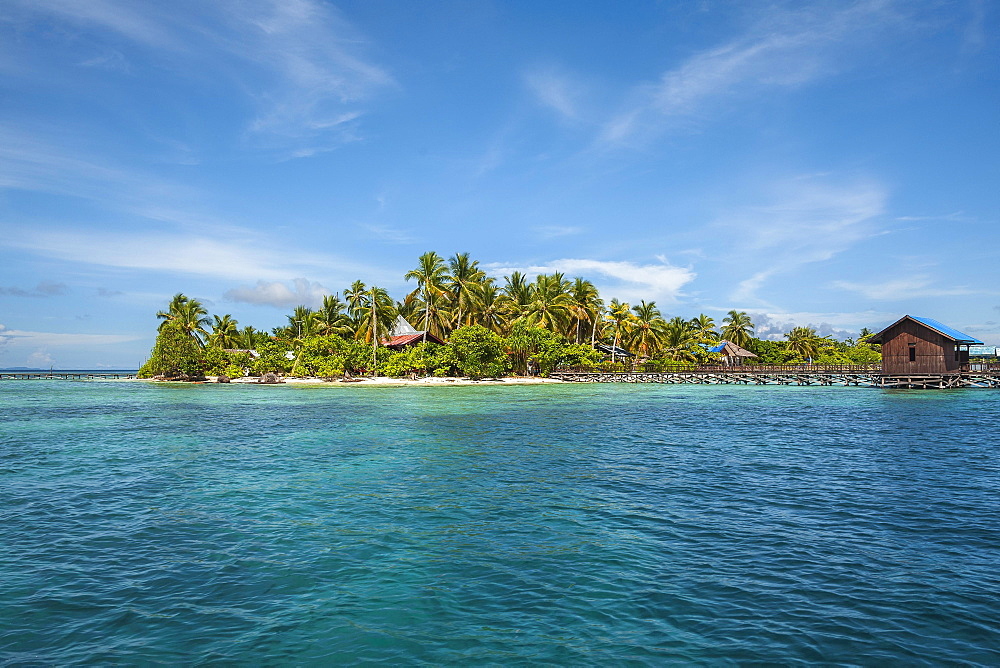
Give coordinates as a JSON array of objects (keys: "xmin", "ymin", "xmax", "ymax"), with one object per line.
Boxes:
[{"xmin": 138, "ymin": 251, "xmax": 879, "ymax": 379}]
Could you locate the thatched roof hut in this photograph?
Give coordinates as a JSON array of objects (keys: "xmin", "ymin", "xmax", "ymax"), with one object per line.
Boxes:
[{"xmin": 708, "ymin": 341, "xmax": 757, "ymax": 366}]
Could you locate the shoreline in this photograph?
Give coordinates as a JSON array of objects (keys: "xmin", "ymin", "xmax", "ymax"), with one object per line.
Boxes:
[{"xmin": 143, "ymin": 375, "xmax": 567, "ymax": 386}]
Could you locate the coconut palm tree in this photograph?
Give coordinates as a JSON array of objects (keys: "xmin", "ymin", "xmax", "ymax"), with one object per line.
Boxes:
[
  {"xmin": 662, "ymin": 316, "xmax": 699, "ymax": 362},
  {"xmin": 233, "ymin": 326, "xmax": 266, "ymax": 350},
  {"xmin": 522, "ymin": 273, "xmax": 571, "ymax": 331},
  {"xmin": 567, "ymin": 277, "xmax": 602, "ymax": 344},
  {"xmin": 606, "ymin": 299, "xmax": 634, "ymax": 364},
  {"xmin": 689, "ymin": 314, "xmax": 717, "ymax": 343},
  {"xmin": 208, "ymin": 314, "xmax": 239, "ymax": 348},
  {"xmin": 721, "ymin": 310, "xmax": 755, "ymax": 349},
  {"xmin": 351, "ymin": 285, "xmax": 397, "ymax": 344},
  {"xmin": 405, "ymin": 252, "xmax": 450, "ymax": 342},
  {"xmin": 447, "ymin": 252, "xmax": 486, "ymax": 329},
  {"xmin": 315, "ymin": 294, "xmax": 353, "ymax": 338},
  {"xmin": 785, "ymin": 326, "xmax": 829, "ymax": 362},
  {"xmin": 500, "ymin": 271, "xmax": 533, "ymax": 323},
  {"xmin": 345, "ymin": 280, "xmax": 369, "ymax": 322},
  {"xmin": 628, "ymin": 300, "xmax": 667, "ymax": 358},
  {"xmin": 474, "ymin": 280, "xmax": 507, "ymax": 334},
  {"xmin": 156, "ymin": 293, "xmax": 210, "ymax": 346},
  {"xmin": 286, "ymin": 305, "xmax": 316, "ymax": 340}
]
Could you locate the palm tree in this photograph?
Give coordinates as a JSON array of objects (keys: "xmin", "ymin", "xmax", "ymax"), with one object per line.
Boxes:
[
  {"xmin": 606, "ymin": 299, "xmax": 633, "ymax": 364},
  {"xmin": 405, "ymin": 252, "xmax": 450, "ymax": 342},
  {"xmin": 522, "ymin": 273, "xmax": 571, "ymax": 331},
  {"xmin": 721, "ymin": 310, "xmax": 755, "ymax": 349},
  {"xmin": 286, "ymin": 305, "xmax": 315, "ymax": 340},
  {"xmin": 568, "ymin": 277, "xmax": 602, "ymax": 344},
  {"xmin": 156, "ymin": 293, "xmax": 188, "ymax": 326},
  {"xmin": 662, "ymin": 316, "xmax": 699, "ymax": 362},
  {"xmin": 628, "ymin": 300, "xmax": 667, "ymax": 358},
  {"xmin": 315, "ymin": 294, "xmax": 353, "ymax": 338},
  {"xmin": 475, "ymin": 280, "xmax": 507, "ymax": 334},
  {"xmin": 500, "ymin": 271, "xmax": 533, "ymax": 323},
  {"xmin": 785, "ymin": 326, "xmax": 829, "ymax": 362},
  {"xmin": 447, "ymin": 252, "xmax": 486, "ymax": 329},
  {"xmin": 689, "ymin": 314, "xmax": 717, "ymax": 343},
  {"xmin": 156, "ymin": 293, "xmax": 210, "ymax": 346},
  {"xmin": 344, "ymin": 280, "xmax": 370, "ymax": 338},
  {"xmin": 208, "ymin": 314, "xmax": 239, "ymax": 348},
  {"xmin": 233, "ymin": 326, "xmax": 266, "ymax": 350},
  {"xmin": 362, "ymin": 285, "xmax": 397, "ymax": 374}
]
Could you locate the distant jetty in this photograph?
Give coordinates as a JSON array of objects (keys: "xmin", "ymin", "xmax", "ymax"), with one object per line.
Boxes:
[
  {"xmin": 549, "ymin": 366, "xmax": 1000, "ymax": 389},
  {"xmin": 0, "ymin": 372, "xmax": 136, "ymax": 380}
]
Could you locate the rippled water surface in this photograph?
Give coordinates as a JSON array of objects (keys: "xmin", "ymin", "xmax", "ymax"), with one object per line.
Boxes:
[{"xmin": 2, "ymin": 380, "xmax": 999, "ymax": 665}]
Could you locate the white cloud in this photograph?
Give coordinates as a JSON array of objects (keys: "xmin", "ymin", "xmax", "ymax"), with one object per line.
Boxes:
[
  {"xmin": 27, "ymin": 350, "xmax": 55, "ymax": 367},
  {"xmin": 525, "ymin": 68, "xmax": 584, "ymax": 120},
  {"xmin": 487, "ymin": 257, "xmax": 695, "ymax": 303},
  {"xmin": 0, "ymin": 125, "xmax": 168, "ymax": 203},
  {"xmin": 0, "ymin": 328, "xmax": 142, "ymax": 346},
  {"xmin": 601, "ymin": 1, "xmax": 916, "ymax": 145},
  {"xmin": 362, "ymin": 224, "xmax": 416, "ymax": 244},
  {"xmin": 7, "ymin": 0, "xmax": 393, "ymax": 153},
  {"xmin": 719, "ymin": 178, "xmax": 887, "ymax": 303},
  {"xmin": 833, "ymin": 276, "xmax": 977, "ymax": 301},
  {"xmin": 534, "ymin": 225, "xmax": 582, "ymax": 239},
  {"xmin": 224, "ymin": 278, "xmax": 330, "ymax": 308},
  {"xmin": 2, "ymin": 227, "xmax": 382, "ymax": 285}
]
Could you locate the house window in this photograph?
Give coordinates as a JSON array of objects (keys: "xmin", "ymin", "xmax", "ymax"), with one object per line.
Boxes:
[{"xmin": 908, "ymin": 344, "xmax": 916, "ymax": 362}]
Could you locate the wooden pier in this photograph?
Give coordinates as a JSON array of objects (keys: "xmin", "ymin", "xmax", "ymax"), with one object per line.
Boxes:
[
  {"xmin": 550, "ymin": 366, "xmax": 1000, "ymax": 389},
  {"xmin": 0, "ymin": 372, "xmax": 136, "ymax": 380}
]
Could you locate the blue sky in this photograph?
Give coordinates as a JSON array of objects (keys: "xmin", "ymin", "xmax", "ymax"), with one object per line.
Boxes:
[{"xmin": 0, "ymin": 0, "xmax": 997, "ymax": 368}]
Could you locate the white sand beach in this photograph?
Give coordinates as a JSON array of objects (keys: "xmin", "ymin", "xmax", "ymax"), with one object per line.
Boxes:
[{"xmin": 217, "ymin": 375, "xmax": 565, "ymax": 386}]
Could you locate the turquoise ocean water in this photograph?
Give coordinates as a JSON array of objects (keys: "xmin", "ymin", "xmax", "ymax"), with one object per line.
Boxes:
[{"xmin": 1, "ymin": 380, "xmax": 998, "ymax": 665}]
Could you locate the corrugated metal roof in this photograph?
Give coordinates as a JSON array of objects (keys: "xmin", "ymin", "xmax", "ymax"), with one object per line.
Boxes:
[
  {"xmin": 381, "ymin": 332, "xmax": 444, "ymax": 347},
  {"xmin": 869, "ymin": 315, "xmax": 984, "ymax": 345},
  {"xmin": 909, "ymin": 316, "xmax": 983, "ymax": 345}
]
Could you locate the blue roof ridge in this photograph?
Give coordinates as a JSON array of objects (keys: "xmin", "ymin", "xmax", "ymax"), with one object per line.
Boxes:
[{"xmin": 907, "ymin": 316, "xmax": 983, "ymax": 345}]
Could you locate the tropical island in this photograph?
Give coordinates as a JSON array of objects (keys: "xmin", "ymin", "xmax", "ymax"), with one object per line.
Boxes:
[{"xmin": 139, "ymin": 251, "xmax": 880, "ymax": 382}]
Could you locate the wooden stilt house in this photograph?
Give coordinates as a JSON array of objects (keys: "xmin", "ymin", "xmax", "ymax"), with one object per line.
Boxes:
[{"xmin": 867, "ymin": 316, "xmax": 983, "ymax": 374}]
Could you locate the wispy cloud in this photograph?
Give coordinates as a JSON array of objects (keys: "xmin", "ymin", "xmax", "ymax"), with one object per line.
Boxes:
[
  {"xmin": 833, "ymin": 276, "xmax": 978, "ymax": 301},
  {"xmin": 487, "ymin": 257, "xmax": 695, "ymax": 303},
  {"xmin": 525, "ymin": 68, "xmax": 584, "ymax": 120},
  {"xmin": 534, "ymin": 225, "xmax": 582, "ymax": 239},
  {"xmin": 6, "ymin": 0, "xmax": 393, "ymax": 154},
  {"xmin": 718, "ymin": 177, "xmax": 886, "ymax": 303},
  {"xmin": 0, "ymin": 327, "xmax": 142, "ymax": 346},
  {"xmin": 601, "ymin": 1, "xmax": 916, "ymax": 145},
  {"xmin": 362, "ymin": 224, "xmax": 416, "ymax": 244},
  {"xmin": 2, "ymin": 226, "xmax": 384, "ymax": 285},
  {"xmin": 0, "ymin": 124, "xmax": 174, "ymax": 204},
  {"xmin": 224, "ymin": 278, "xmax": 330, "ymax": 309},
  {"xmin": 0, "ymin": 281, "xmax": 68, "ymax": 297}
]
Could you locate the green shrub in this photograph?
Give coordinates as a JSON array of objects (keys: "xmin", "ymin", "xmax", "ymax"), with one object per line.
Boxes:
[
  {"xmin": 138, "ymin": 322, "xmax": 205, "ymax": 379},
  {"xmin": 450, "ymin": 325, "xmax": 510, "ymax": 379}
]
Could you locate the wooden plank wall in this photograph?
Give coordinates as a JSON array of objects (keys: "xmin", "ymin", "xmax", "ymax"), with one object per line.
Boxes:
[{"xmin": 880, "ymin": 320, "xmax": 959, "ymax": 374}]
